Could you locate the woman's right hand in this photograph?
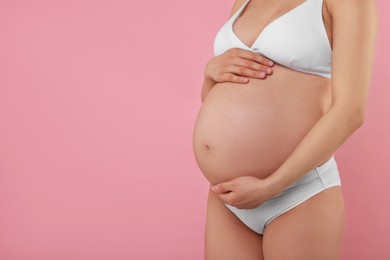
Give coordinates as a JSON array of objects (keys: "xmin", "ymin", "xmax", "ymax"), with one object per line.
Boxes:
[{"xmin": 204, "ymin": 48, "xmax": 275, "ymax": 84}]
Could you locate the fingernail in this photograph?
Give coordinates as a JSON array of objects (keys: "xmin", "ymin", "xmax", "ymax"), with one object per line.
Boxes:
[
  {"xmin": 268, "ymin": 60, "xmax": 274, "ymax": 66},
  {"xmin": 211, "ymin": 185, "xmax": 218, "ymax": 192},
  {"xmin": 266, "ymin": 68, "xmax": 272, "ymax": 74}
]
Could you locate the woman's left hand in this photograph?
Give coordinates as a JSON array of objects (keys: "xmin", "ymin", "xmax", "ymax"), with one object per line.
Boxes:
[{"xmin": 210, "ymin": 176, "xmax": 280, "ymax": 209}]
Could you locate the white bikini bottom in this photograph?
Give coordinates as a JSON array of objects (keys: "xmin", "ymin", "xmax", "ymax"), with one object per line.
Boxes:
[{"xmin": 224, "ymin": 155, "xmax": 341, "ymax": 235}]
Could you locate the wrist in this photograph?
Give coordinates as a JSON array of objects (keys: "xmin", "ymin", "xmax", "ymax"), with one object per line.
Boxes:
[{"xmin": 264, "ymin": 174, "xmax": 285, "ymax": 197}]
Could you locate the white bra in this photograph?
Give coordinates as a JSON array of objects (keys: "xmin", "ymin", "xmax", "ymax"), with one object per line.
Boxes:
[{"xmin": 213, "ymin": 0, "xmax": 332, "ymax": 78}]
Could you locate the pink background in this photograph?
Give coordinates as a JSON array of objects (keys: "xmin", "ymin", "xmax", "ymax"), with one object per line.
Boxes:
[{"xmin": 0, "ymin": 0, "xmax": 388, "ymax": 259}]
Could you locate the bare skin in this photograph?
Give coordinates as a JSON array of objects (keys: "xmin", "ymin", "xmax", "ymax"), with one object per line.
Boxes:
[{"xmin": 192, "ymin": 0, "xmax": 377, "ymax": 259}]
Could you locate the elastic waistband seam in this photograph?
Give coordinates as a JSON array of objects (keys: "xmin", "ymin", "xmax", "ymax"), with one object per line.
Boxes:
[{"xmin": 316, "ymin": 155, "xmax": 335, "ymax": 174}]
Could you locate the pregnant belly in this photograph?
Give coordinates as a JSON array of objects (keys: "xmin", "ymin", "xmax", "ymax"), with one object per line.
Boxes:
[{"xmin": 192, "ymin": 66, "xmax": 331, "ymax": 185}]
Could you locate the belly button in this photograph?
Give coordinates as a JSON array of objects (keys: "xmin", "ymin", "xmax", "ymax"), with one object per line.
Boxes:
[{"xmin": 203, "ymin": 143, "xmax": 211, "ymax": 152}]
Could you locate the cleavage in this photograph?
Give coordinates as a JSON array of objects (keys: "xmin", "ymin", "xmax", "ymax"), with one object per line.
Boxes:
[{"xmin": 232, "ymin": 0, "xmax": 308, "ymax": 49}]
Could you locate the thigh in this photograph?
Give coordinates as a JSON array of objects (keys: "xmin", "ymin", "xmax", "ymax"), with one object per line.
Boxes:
[
  {"xmin": 262, "ymin": 186, "xmax": 346, "ymax": 260},
  {"xmin": 205, "ymin": 189, "xmax": 264, "ymax": 260}
]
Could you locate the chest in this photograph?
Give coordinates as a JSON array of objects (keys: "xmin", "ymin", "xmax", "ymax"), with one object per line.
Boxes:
[{"xmin": 233, "ymin": 0, "xmax": 332, "ymax": 49}]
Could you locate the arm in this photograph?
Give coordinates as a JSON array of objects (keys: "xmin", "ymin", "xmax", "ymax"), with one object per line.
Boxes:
[{"xmin": 265, "ymin": 0, "xmax": 378, "ymax": 194}]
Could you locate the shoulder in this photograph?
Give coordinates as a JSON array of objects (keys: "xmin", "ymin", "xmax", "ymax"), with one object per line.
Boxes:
[{"xmin": 228, "ymin": 0, "xmax": 248, "ymax": 19}]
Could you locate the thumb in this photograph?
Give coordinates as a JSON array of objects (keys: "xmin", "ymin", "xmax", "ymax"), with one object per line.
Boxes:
[{"xmin": 211, "ymin": 181, "xmax": 232, "ymax": 193}]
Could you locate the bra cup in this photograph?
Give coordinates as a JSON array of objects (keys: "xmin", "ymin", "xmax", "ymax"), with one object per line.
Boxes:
[
  {"xmin": 213, "ymin": 26, "xmax": 234, "ymax": 56},
  {"xmin": 256, "ymin": 16, "xmax": 331, "ymax": 76},
  {"xmin": 255, "ymin": 21, "xmax": 302, "ymax": 66}
]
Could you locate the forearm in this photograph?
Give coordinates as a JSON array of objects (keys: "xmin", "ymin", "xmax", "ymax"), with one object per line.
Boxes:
[
  {"xmin": 201, "ymin": 76, "xmax": 217, "ymax": 102},
  {"xmin": 266, "ymin": 104, "xmax": 364, "ymax": 195}
]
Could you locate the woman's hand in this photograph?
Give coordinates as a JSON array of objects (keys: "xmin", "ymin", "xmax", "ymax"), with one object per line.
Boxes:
[
  {"xmin": 210, "ymin": 176, "xmax": 280, "ymax": 210},
  {"xmin": 204, "ymin": 48, "xmax": 274, "ymax": 84}
]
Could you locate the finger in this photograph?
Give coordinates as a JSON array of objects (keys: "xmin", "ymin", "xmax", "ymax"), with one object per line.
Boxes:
[
  {"xmin": 220, "ymin": 73, "xmax": 250, "ymax": 83},
  {"xmin": 232, "ymin": 58, "xmax": 273, "ymax": 75},
  {"xmin": 234, "ymin": 48, "xmax": 274, "ymax": 67},
  {"xmin": 228, "ymin": 65, "xmax": 267, "ymax": 79}
]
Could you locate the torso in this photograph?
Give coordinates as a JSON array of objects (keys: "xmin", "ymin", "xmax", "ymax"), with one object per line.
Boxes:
[{"xmin": 192, "ymin": 0, "xmax": 334, "ymax": 185}]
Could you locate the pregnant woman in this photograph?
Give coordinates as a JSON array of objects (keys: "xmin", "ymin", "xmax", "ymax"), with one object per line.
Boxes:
[{"xmin": 192, "ymin": 0, "xmax": 377, "ymax": 259}]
